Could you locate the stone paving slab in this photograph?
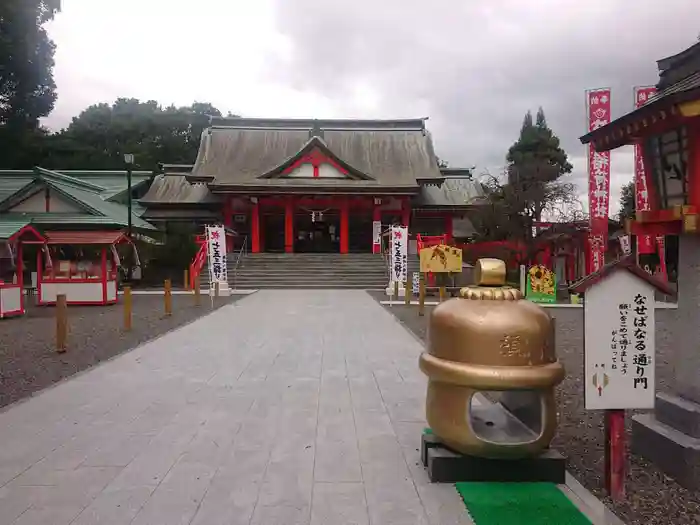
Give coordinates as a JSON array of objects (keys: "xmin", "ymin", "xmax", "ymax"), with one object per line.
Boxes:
[{"xmin": 0, "ymin": 290, "xmax": 473, "ymax": 525}]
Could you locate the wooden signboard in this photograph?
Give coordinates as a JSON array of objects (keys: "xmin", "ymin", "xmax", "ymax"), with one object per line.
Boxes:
[
  {"xmin": 570, "ymin": 258, "xmax": 673, "ymax": 501},
  {"xmin": 419, "ymin": 245, "xmax": 462, "ymax": 273},
  {"xmin": 582, "ymin": 269, "xmax": 655, "ymax": 410}
]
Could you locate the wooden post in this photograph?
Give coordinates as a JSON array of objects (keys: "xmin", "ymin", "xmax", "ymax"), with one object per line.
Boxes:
[
  {"xmin": 215, "ymin": 281, "xmax": 220, "ymax": 298},
  {"xmin": 194, "ymin": 275, "xmax": 201, "ymax": 306},
  {"xmin": 405, "ymin": 278, "xmax": 412, "ymax": 305},
  {"xmin": 439, "ymin": 286, "xmax": 446, "ymax": 302},
  {"xmin": 164, "ymin": 279, "xmax": 172, "ymax": 317},
  {"xmin": 418, "ymin": 273, "xmax": 426, "ymax": 316},
  {"xmin": 394, "ymin": 281, "xmax": 399, "ymax": 300},
  {"xmin": 184, "ymin": 269, "xmax": 189, "ymax": 291},
  {"xmin": 56, "ymin": 294, "xmax": 67, "ymax": 353},
  {"xmin": 123, "ymin": 286, "xmax": 132, "ymax": 331},
  {"xmin": 605, "ymin": 409, "xmax": 626, "ymax": 501}
]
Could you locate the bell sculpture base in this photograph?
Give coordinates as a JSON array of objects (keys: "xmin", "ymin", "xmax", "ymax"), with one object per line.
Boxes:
[{"xmin": 421, "ymin": 433, "xmax": 566, "ymax": 484}]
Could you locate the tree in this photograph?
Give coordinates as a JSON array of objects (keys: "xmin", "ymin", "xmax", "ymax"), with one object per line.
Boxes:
[
  {"xmin": 472, "ymin": 108, "xmax": 576, "ymax": 259},
  {"xmin": 36, "ymin": 99, "xmax": 226, "ymax": 170},
  {"xmin": 0, "ymin": 0, "xmax": 61, "ymax": 167},
  {"xmin": 618, "ymin": 180, "xmax": 635, "ymax": 221}
]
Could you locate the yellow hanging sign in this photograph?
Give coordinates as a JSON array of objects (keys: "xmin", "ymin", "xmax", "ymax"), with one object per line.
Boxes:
[{"xmin": 419, "ymin": 244, "xmax": 463, "ymax": 273}]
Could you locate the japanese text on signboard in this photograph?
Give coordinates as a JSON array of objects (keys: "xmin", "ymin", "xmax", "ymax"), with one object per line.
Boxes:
[
  {"xmin": 583, "ymin": 272, "xmax": 655, "ymax": 410},
  {"xmin": 632, "ymin": 294, "xmax": 651, "ymax": 390},
  {"xmin": 206, "ymin": 225, "xmax": 228, "ymax": 285},
  {"xmin": 390, "ymin": 226, "xmax": 408, "ymax": 283}
]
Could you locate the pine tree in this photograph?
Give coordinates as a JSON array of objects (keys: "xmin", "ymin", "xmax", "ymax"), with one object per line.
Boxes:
[{"xmin": 473, "ymin": 108, "xmax": 576, "ymax": 253}]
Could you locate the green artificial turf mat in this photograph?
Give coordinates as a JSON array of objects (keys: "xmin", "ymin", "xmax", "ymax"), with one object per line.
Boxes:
[{"xmin": 455, "ymin": 482, "xmax": 592, "ymax": 525}]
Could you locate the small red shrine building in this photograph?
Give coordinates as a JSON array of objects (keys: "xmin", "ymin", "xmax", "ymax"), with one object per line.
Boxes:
[
  {"xmin": 581, "ymin": 41, "xmax": 700, "ymax": 242},
  {"xmin": 140, "ymin": 118, "xmax": 483, "ymax": 253}
]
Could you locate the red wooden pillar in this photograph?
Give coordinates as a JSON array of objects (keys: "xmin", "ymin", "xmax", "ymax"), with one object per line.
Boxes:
[
  {"xmin": 100, "ymin": 247, "xmax": 108, "ymax": 304},
  {"xmin": 223, "ymin": 196, "xmax": 234, "ymax": 252},
  {"xmin": 605, "ymin": 409, "xmax": 626, "ymax": 501},
  {"xmin": 251, "ymin": 199, "xmax": 260, "ymax": 253},
  {"xmin": 401, "ymin": 198, "xmax": 411, "ymax": 229},
  {"xmin": 688, "ymin": 124, "xmax": 700, "ymax": 209},
  {"xmin": 17, "ymin": 242, "xmax": 24, "ymax": 313},
  {"xmin": 566, "ymin": 253, "xmax": 575, "ymax": 282},
  {"xmin": 284, "ymin": 196, "xmax": 294, "ymax": 253},
  {"xmin": 444, "ymin": 214, "xmax": 454, "ymax": 244},
  {"xmin": 372, "ymin": 201, "xmax": 382, "ymax": 254},
  {"xmin": 340, "ymin": 198, "xmax": 349, "ymax": 254}
]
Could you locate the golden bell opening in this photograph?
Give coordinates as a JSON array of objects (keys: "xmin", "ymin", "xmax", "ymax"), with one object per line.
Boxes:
[{"xmin": 419, "ymin": 257, "xmax": 565, "ymax": 458}]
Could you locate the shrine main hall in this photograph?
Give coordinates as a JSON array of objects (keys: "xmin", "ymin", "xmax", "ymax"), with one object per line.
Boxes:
[{"xmin": 141, "ymin": 117, "xmax": 482, "ymax": 253}]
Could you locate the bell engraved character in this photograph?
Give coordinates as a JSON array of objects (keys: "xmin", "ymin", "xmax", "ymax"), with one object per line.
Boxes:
[{"xmin": 419, "ymin": 258, "xmax": 565, "ymax": 458}]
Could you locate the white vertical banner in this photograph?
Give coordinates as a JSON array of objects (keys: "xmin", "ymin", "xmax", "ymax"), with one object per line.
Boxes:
[
  {"xmin": 390, "ymin": 226, "xmax": 408, "ymax": 283},
  {"xmin": 206, "ymin": 225, "xmax": 228, "ymax": 288},
  {"xmin": 372, "ymin": 221, "xmax": 382, "ymax": 245},
  {"xmin": 619, "ymin": 235, "xmax": 632, "ymax": 256}
]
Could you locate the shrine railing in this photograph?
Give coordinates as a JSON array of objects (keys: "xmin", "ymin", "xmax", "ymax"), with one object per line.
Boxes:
[
  {"xmin": 416, "ymin": 234, "xmax": 448, "ymax": 251},
  {"xmin": 189, "ymin": 238, "xmax": 207, "ymax": 290},
  {"xmin": 230, "ymin": 236, "xmax": 248, "ymax": 290}
]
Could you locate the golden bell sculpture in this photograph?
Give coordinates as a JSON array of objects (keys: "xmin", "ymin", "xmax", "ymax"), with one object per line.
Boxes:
[{"xmin": 419, "ymin": 258, "xmax": 565, "ymax": 459}]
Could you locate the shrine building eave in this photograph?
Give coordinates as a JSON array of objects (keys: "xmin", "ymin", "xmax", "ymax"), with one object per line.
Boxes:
[
  {"xmin": 579, "ymin": 78, "xmax": 700, "ymax": 152},
  {"xmin": 569, "ymin": 256, "xmax": 675, "ymax": 296},
  {"xmin": 206, "ymin": 182, "xmax": 420, "ymax": 196}
]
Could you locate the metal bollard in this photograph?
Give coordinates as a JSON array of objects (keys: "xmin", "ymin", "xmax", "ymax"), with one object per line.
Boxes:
[
  {"xmin": 418, "ymin": 273, "xmax": 426, "ymax": 316},
  {"xmin": 123, "ymin": 286, "xmax": 132, "ymax": 331},
  {"xmin": 56, "ymin": 294, "xmax": 67, "ymax": 353},
  {"xmin": 164, "ymin": 279, "xmax": 172, "ymax": 317}
]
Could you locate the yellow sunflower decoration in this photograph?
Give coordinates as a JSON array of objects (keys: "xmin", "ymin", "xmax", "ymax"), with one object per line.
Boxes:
[{"xmin": 527, "ymin": 264, "xmax": 555, "ymax": 299}]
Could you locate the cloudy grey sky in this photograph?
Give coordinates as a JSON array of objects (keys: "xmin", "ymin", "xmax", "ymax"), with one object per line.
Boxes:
[{"xmin": 45, "ymin": 0, "xmax": 699, "ymax": 213}]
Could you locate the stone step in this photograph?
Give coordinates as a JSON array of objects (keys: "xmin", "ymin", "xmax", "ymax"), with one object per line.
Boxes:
[
  {"xmin": 200, "ymin": 252, "xmax": 393, "ymax": 289},
  {"xmin": 238, "ymin": 268, "xmax": 386, "ymax": 273},
  {"xmin": 232, "ymin": 277, "xmax": 387, "ymax": 287},
  {"xmin": 242, "ymin": 283, "xmax": 387, "ymax": 289}
]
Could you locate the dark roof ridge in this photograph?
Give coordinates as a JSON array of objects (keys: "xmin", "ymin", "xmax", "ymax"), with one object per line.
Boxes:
[
  {"xmin": 34, "ymin": 167, "xmax": 105, "ymax": 193},
  {"xmin": 208, "ymin": 116, "xmax": 427, "ymax": 131},
  {"xmin": 657, "ymin": 41, "xmax": 700, "ymax": 73}
]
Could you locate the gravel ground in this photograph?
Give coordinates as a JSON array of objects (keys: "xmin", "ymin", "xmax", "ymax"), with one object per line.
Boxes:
[
  {"xmin": 368, "ymin": 291, "xmax": 700, "ymax": 525},
  {"xmin": 0, "ymin": 293, "xmax": 242, "ymax": 409}
]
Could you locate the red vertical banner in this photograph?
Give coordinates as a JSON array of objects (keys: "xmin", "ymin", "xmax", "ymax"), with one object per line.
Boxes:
[
  {"xmin": 586, "ymin": 88, "xmax": 612, "ymax": 273},
  {"xmin": 656, "ymin": 236, "xmax": 668, "ymax": 280},
  {"xmin": 633, "ymin": 86, "xmax": 667, "ymax": 279},
  {"xmin": 634, "ymin": 86, "xmax": 657, "ymax": 255}
]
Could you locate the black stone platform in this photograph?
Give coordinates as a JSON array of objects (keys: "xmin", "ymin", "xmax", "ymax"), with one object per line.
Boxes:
[{"xmin": 421, "ymin": 433, "xmax": 566, "ymax": 483}]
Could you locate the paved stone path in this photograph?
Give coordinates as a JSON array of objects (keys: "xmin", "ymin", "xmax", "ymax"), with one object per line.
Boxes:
[{"xmin": 0, "ymin": 290, "xmax": 472, "ymax": 525}]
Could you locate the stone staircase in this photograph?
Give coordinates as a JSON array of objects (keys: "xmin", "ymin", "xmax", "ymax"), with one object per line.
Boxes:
[{"xmin": 200, "ymin": 253, "xmax": 389, "ymax": 290}]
